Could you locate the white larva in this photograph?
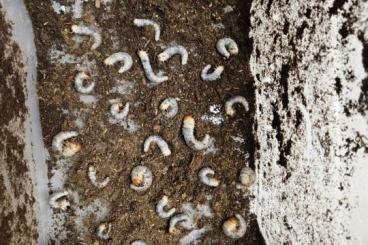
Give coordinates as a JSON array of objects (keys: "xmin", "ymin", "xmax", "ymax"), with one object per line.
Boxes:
[
  {"xmin": 130, "ymin": 165, "xmax": 153, "ymax": 192},
  {"xmin": 74, "ymin": 71, "xmax": 95, "ymax": 94},
  {"xmin": 49, "ymin": 190, "xmax": 70, "ymax": 211},
  {"xmin": 52, "ymin": 131, "xmax": 81, "ymax": 157},
  {"xmin": 88, "ymin": 165, "xmax": 110, "ymax": 188},
  {"xmin": 71, "ymin": 24, "xmax": 102, "ymax": 50},
  {"xmin": 131, "ymin": 241, "xmax": 146, "ymax": 245},
  {"xmin": 168, "ymin": 213, "xmax": 192, "ymax": 234},
  {"xmin": 158, "ymin": 45, "xmax": 188, "ymax": 65},
  {"xmin": 225, "ymin": 96, "xmax": 249, "ymax": 117},
  {"xmin": 156, "ymin": 195, "xmax": 176, "ymax": 219},
  {"xmin": 198, "ymin": 167, "xmax": 220, "ymax": 187},
  {"xmin": 222, "ymin": 214, "xmax": 247, "ymax": 239},
  {"xmin": 104, "ymin": 52, "xmax": 133, "ymax": 73},
  {"xmin": 201, "ymin": 65, "xmax": 224, "ymax": 81},
  {"xmin": 133, "ymin": 18, "xmax": 161, "ymax": 41},
  {"xmin": 182, "ymin": 115, "xmax": 211, "ymax": 151},
  {"xmin": 96, "ymin": 223, "xmax": 111, "ymax": 240},
  {"xmin": 159, "ymin": 98, "xmax": 179, "ymax": 118},
  {"xmin": 143, "ymin": 135, "xmax": 171, "ymax": 156},
  {"xmin": 216, "ymin": 37, "xmax": 239, "ymax": 58},
  {"xmin": 110, "ymin": 101, "xmax": 130, "ymax": 120},
  {"xmin": 138, "ymin": 50, "xmax": 168, "ymax": 85},
  {"xmin": 236, "ymin": 167, "xmax": 256, "ymax": 190}
]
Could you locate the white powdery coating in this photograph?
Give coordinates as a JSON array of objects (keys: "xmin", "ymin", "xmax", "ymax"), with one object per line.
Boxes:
[
  {"xmin": 156, "ymin": 195, "xmax": 176, "ymax": 219},
  {"xmin": 225, "ymin": 96, "xmax": 249, "ymax": 116},
  {"xmin": 201, "ymin": 65, "xmax": 224, "ymax": 81},
  {"xmin": 49, "ymin": 191, "xmax": 70, "ymax": 210},
  {"xmin": 71, "ymin": 24, "xmax": 102, "ymax": 50},
  {"xmin": 160, "ymin": 98, "xmax": 179, "ymax": 118},
  {"xmin": 52, "ymin": 131, "xmax": 79, "ymax": 157},
  {"xmin": 216, "ymin": 37, "xmax": 239, "ymax": 58},
  {"xmin": 96, "ymin": 223, "xmax": 111, "ymax": 240},
  {"xmin": 198, "ymin": 167, "xmax": 220, "ymax": 187},
  {"xmin": 104, "ymin": 52, "xmax": 133, "ymax": 73},
  {"xmin": 222, "ymin": 214, "xmax": 247, "ymax": 239},
  {"xmin": 182, "ymin": 116, "xmax": 212, "ymax": 151},
  {"xmin": 110, "ymin": 101, "xmax": 130, "ymax": 120},
  {"xmin": 143, "ymin": 135, "xmax": 171, "ymax": 156},
  {"xmin": 158, "ymin": 45, "xmax": 188, "ymax": 65},
  {"xmin": 74, "ymin": 71, "xmax": 95, "ymax": 94},
  {"xmin": 179, "ymin": 226, "xmax": 211, "ymax": 245},
  {"xmin": 88, "ymin": 166, "xmax": 110, "ymax": 188},
  {"xmin": 133, "ymin": 18, "xmax": 161, "ymax": 41},
  {"xmin": 131, "ymin": 240, "xmax": 146, "ymax": 245},
  {"xmin": 138, "ymin": 50, "xmax": 168, "ymax": 84},
  {"xmin": 130, "ymin": 165, "xmax": 153, "ymax": 192}
]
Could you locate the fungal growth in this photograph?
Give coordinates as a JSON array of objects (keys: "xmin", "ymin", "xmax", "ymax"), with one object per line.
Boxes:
[
  {"xmin": 169, "ymin": 213, "xmax": 192, "ymax": 234},
  {"xmin": 74, "ymin": 71, "xmax": 95, "ymax": 94},
  {"xmin": 96, "ymin": 223, "xmax": 112, "ymax": 240},
  {"xmin": 198, "ymin": 167, "xmax": 220, "ymax": 187},
  {"xmin": 179, "ymin": 226, "xmax": 211, "ymax": 245},
  {"xmin": 156, "ymin": 195, "xmax": 176, "ymax": 219},
  {"xmin": 88, "ymin": 165, "xmax": 110, "ymax": 188},
  {"xmin": 104, "ymin": 52, "xmax": 133, "ymax": 73},
  {"xmin": 158, "ymin": 45, "xmax": 188, "ymax": 65},
  {"xmin": 216, "ymin": 37, "xmax": 239, "ymax": 58},
  {"xmin": 138, "ymin": 50, "xmax": 168, "ymax": 85},
  {"xmin": 52, "ymin": 131, "xmax": 81, "ymax": 157},
  {"xmin": 110, "ymin": 101, "xmax": 130, "ymax": 120},
  {"xmin": 133, "ymin": 18, "xmax": 161, "ymax": 41},
  {"xmin": 225, "ymin": 96, "xmax": 249, "ymax": 117},
  {"xmin": 159, "ymin": 98, "xmax": 179, "ymax": 118},
  {"xmin": 222, "ymin": 214, "xmax": 247, "ymax": 239},
  {"xmin": 143, "ymin": 135, "xmax": 171, "ymax": 156},
  {"xmin": 201, "ymin": 65, "xmax": 224, "ymax": 81},
  {"xmin": 71, "ymin": 24, "xmax": 102, "ymax": 50},
  {"xmin": 130, "ymin": 165, "xmax": 153, "ymax": 192},
  {"xmin": 49, "ymin": 190, "xmax": 70, "ymax": 211},
  {"xmin": 236, "ymin": 167, "xmax": 256, "ymax": 190},
  {"xmin": 182, "ymin": 115, "xmax": 212, "ymax": 151},
  {"xmin": 131, "ymin": 241, "xmax": 146, "ymax": 245}
]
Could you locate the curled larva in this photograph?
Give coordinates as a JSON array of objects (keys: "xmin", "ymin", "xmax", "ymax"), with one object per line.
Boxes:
[
  {"xmin": 198, "ymin": 167, "xmax": 220, "ymax": 187},
  {"xmin": 104, "ymin": 52, "xmax": 133, "ymax": 73},
  {"xmin": 88, "ymin": 165, "xmax": 110, "ymax": 188},
  {"xmin": 158, "ymin": 45, "xmax": 188, "ymax": 65},
  {"xmin": 182, "ymin": 115, "xmax": 211, "ymax": 151},
  {"xmin": 71, "ymin": 24, "xmax": 102, "ymax": 50},
  {"xmin": 143, "ymin": 135, "xmax": 171, "ymax": 156},
  {"xmin": 96, "ymin": 223, "xmax": 111, "ymax": 240},
  {"xmin": 216, "ymin": 37, "xmax": 239, "ymax": 58},
  {"xmin": 133, "ymin": 18, "xmax": 161, "ymax": 41},
  {"xmin": 156, "ymin": 195, "xmax": 176, "ymax": 219},
  {"xmin": 201, "ymin": 65, "xmax": 224, "ymax": 81},
  {"xmin": 131, "ymin": 241, "xmax": 146, "ymax": 245},
  {"xmin": 159, "ymin": 98, "xmax": 179, "ymax": 118},
  {"xmin": 130, "ymin": 165, "xmax": 153, "ymax": 192},
  {"xmin": 236, "ymin": 167, "xmax": 256, "ymax": 190},
  {"xmin": 110, "ymin": 101, "xmax": 130, "ymax": 120},
  {"xmin": 225, "ymin": 96, "xmax": 249, "ymax": 116},
  {"xmin": 74, "ymin": 71, "xmax": 95, "ymax": 94},
  {"xmin": 138, "ymin": 50, "xmax": 168, "ymax": 85},
  {"xmin": 222, "ymin": 214, "xmax": 247, "ymax": 239},
  {"xmin": 52, "ymin": 131, "xmax": 81, "ymax": 157},
  {"xmin": 169, "ymin": 213, "xmax": 191, "ymax": 234},
  {"xmin": 49, "ymin": 190, "xmax": 70, "ymax": 211}
]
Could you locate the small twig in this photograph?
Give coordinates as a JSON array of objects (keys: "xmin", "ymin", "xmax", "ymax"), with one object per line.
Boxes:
[{"xmin": 95, "ymin": 0, "xmax": 101, "ymax": 8}]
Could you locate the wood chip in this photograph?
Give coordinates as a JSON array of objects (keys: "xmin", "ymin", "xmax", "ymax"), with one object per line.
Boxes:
[{"xmin": 95, "ymin": 0, "xmax": 101, "ymax": 8}]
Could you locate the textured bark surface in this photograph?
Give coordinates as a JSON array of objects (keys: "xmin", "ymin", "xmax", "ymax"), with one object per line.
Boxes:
[{"xmin": 250, "ymin": 0, "xmax": 368, "ymax": 244}]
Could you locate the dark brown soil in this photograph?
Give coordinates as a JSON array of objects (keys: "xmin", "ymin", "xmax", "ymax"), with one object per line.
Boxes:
[{"xmin": 25, "ymin": 0, "xmax": 264, "ymax": 244}]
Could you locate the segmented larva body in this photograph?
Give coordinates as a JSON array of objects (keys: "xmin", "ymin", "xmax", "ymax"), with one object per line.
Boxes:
[
  {"xmin": 133, "ymin": 18, "xmax": 161, "ymax": 41},
  {"xmin": 156, "ymin": 195, "xmax": 176, "ymax": 219},
  {"xmin": 236, "ymin": 167, "xmax": 256, "ymax": 189},
  {"xmin": 225, "ymin": 96, "xmax": 249, "ymax": 117},
  {"xmin": 52, "ymin": 131, "xmax": 81, "ymax": 157},
  {"xmin": 198, "ymin": 167, "xmax": 220, "ymax": 187},
  {"xmin": 169, "ymin": 213, "xmax": 191, "ymax": 234},
  {"xmin": 201, "ymin": 65, "xmax": 224, "ymax": 81},
  {"xmin": 159, "ymin": 98, "xmax": 179, "ymax": 118},
  {"xmin": 74, "ymin": 71, "xmax": 95, "ymax": 94},
  {"xmin": 71, "ymin": 24, "xmax": 102, "ymax": 50},
  {"xmin": 96, "ymin": 223, "xmax": 112, "ymax": 240},
  {"xmin": 222, "ymin": 214, "xmax": 247, "ymax": 239},
  {"xmin": 158, "ymin": 45, "xmax": 188, "ymax": 65},
  {"xmin": 104, "ymin": 52, "xmax": 133, "ymax": 73},
  {"xmin": 110, "ymin": 101, "xmax": 130, "ymax": 120},
  {"xmin": 216, "ymin": 37, "xmax": 239, "ymax": 58},
  {"xmin": 182, "ymin": 116, "xmax": 211, "ymax": 151},
  {"xmin": 143, "ymin": 135, "xmax": 171, "ymax": 156},
  {"xmin": 131, "ymin": 241, "xmax": 147, "ymax": 245},
  {"xmin": 88, "ymin": 165, "xmax": 110, "ymax": 188},
  {"xmin": 138, "ymin": 50, "xmax": 168, "ymax": 85},
  {"xmin": 49, "ymin": 190, "xmax": 70, "ymax": 211},
  {"xmin": 130, "ymin": 165, "xmax": 153, "ymax": 192}
]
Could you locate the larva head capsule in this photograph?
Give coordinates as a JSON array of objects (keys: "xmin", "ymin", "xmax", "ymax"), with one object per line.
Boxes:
[
  {"xmin": 222, "ymin": 214, "xmax": 247, "ymax": 239},
  {"xmin": 62, "ymin": 141, "xmax": 82, "ymax": 157},
  {"xmin": 130, "ymin": 165, "xmax": 153, "ymax": 192},
  {"xmin": 183, "ymin": 115, "xmax": 195, "ymax": 128}
]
